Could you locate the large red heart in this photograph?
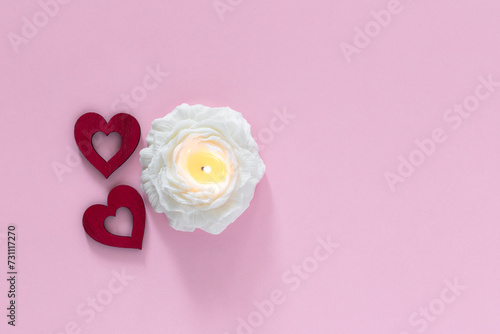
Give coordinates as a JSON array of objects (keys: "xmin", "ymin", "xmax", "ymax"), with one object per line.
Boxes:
[
  {"xmin": 74, "ymin": 112, "xmax": 140, "ymax": 178},
  {"xmin": 83, "ymin": 185, "xmax": 145, "ymax": 249}
]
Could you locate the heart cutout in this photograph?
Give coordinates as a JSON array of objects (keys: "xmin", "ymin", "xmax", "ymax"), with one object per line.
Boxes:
[
  {"xmin": 83, "ymin": 185, "xmax": 145, "ymax": 249},
  {"xmin": 104, "ymin": 207, "xmax": 133, "ymax": 237},
  {"xmin": 74, "ymin": 113, "xmax": 140, "ymax": 178},
  {"xmin": 92, "ymin": 131, "xmax": 122, "ymax": 162}
]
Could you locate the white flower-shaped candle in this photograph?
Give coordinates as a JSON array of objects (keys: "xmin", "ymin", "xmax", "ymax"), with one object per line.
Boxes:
[{"xmin": 140, "ymin": 104, "xmax": 265, "ymax": 234}]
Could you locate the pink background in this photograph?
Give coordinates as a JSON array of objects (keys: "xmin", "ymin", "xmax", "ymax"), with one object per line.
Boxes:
[{"xmin": 1, "ymin": 0, "xmax": 500, "ymax": 333}]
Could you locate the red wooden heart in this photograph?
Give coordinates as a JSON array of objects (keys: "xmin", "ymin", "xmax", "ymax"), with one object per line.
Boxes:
[
  {"xmin": 83, "ymin": 185, "xmax": 145, "ymax": 249},
  {"xmin": 74, "ymin": 113, "xmax": 140, "ymax": 178}
]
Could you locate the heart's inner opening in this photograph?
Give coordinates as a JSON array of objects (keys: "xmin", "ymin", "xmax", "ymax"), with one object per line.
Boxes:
[
  {"xmin": 92, "ymin": 132, "xmax": 122, "ymax": 162},
  {"xmin": 104, "ymin": 207, "xmax": 133, "ymax": 237}
]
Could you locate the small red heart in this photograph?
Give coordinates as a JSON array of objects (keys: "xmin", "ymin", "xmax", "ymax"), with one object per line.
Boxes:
[
  {"xmin": 74, "ymin": 112, "xmax": 140, "ymax": 178},
  {"xmin": 83, "ymin": 185, "xmax": 145, "ymax": 249}
]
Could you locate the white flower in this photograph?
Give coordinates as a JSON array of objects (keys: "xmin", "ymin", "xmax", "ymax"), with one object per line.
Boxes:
[{"xmin": 140, "ymin": 104, "xmax": 265, "ymax": 234}]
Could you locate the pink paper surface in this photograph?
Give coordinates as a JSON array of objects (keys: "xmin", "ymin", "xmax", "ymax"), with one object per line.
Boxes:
[{"xmin": 1, "ymin": 0, "xmax": 500, "ymax": 333}]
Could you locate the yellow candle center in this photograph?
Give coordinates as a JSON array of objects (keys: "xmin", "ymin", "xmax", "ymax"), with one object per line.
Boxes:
[{"xmin": 187, "ymin": 151, "xmax": 226, "ymax": 184}]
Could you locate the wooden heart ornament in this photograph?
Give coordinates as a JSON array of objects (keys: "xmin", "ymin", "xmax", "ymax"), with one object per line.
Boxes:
[
  {"xmin": 83, "ymin": 185, "xmax": 145, "ymax": 249},
  {"xmin": 74, "ymin": 112, "xmax": 141, "ymax": 178}
]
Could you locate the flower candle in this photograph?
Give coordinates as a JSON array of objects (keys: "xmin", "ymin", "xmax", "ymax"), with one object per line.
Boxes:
[{"xmin": 140, "ymin": 104, "xmax": 265, "ymax": 234}]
